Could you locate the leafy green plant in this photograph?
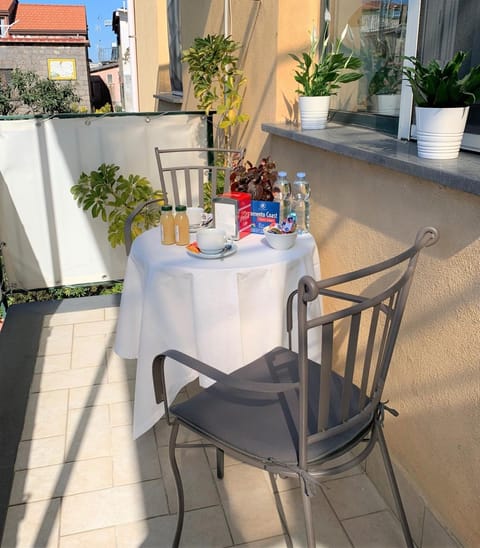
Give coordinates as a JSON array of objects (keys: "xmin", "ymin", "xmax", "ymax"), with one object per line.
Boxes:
[
  {"xmin": 71, "ymin": 164, "xmax": 163, "ymax": 248},
  {"xmin": 0, "ymin": 68, "xmax": 81, "ymax": 115},
  {"xmin": 403, "ymin": 51, "xmax": 480, "ymax": 107},
  {"xmin": 368, "ymin": 61, "xmax": 402, "ymax": 95},
  {"xmin": 289, "ymin": 23, "xmax": 362, "ymax": 97},
  {"xmin": 182, "ymin": 34, "xmax": 249, "ymax": 147}
]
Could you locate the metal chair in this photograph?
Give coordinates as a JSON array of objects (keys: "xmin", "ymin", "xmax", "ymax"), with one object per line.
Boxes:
[
  {"xmin": 124, "ymin": 147, "xmax": 244, "ymax": 255},
  {"xmin": 152, "ymin": 227, "xmax": 439, "ymax": 548}
]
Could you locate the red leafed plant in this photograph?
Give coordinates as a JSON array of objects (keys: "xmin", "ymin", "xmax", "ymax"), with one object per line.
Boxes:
[{"xmin": 229, "ymin": 157, "xmax": 277, "ymax": 201}]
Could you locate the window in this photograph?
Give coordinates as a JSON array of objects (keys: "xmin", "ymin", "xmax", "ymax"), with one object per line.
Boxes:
[
  {"xmin": 107, "ymin": 74, "xmax": 113, "ymax": 85},
  {"xmin": 167, "ymin": 0, "xmax": 183, "ymax": 95},
  {"xmin": 0, "ymin": 17, "xmax": 8, "ymax": 37},
  {"xmin": 327, "ymin": 0, "xmax": 409, "ymax": 135},
  {"xmin": 329, "ymin": 1, "xmax": 480, "ymax": 152},
  {"xmin": 417, "ymin": 0, "xmax": 480, "ymax": 149}
]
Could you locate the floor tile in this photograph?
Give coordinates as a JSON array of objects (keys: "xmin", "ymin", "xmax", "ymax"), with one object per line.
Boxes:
[
  {"xmin": 68, "ymin": 379, "xmax": 134, "ymax": 409},
  {"xmin": 366, "ymin": 444, "xmax": 425, "ymax": 545},
  {"xmin": 34, "ymin": 354, "xmax": 71, "ymax": 374},
  {"xmin": 109, "ymin": 400, "xmax": 133, "ymax": 427},
  {"xmin": 65, "ymin": 405, "xmax": 111, "ymax": 461},
  {"xmin": 280, "ymin": 487, "xmax": 353, "ymax": 547},
  {"xmin": 154, "ymin": 418, "xmax": 201, "ymax": 447},
  {"xmin": 104, "ymin": 307, "xmax": 118, "ymax": 320},
  {"xmin": 30, "ymin": 365, "xmax": 106, "ymax": 393},
  {"xmin": 106, "ymin": 350, "xmax": 136, "ymax": 382},
  {"xmin": 21, "ymin": 390, "xmax": 69, "ymax": 440},
  {"xmin": 111, "ymin": 426, "xmax": 162, "ymax": 486},
  {"xmin": 115, "ymin": 506, "xmax": 232, "ymax": 548},
  {"xmin": 1, "ymin": 498, "xmax": 61, "ymax": 548},
  {"xmin": 159, "ymin": 446, "xmax": 219, "ymax": 513},
  {"xmin": 71, "ymin": 334, "xmax": 108, "ymax": 369},
  {"xmin": 215, "ymin": 463, "xmax": 284, "ymax": 545},
  {"xmin": 235, "ymin": 536, "xmax": 290, "ymax": 548},
  {"xmin": 321, "ymin": 473, "xmax": 388, "ymax": 520},
  {"xmin": 60, "ymin": 479, "xmax": 168, "ymax": 536},
  {"xmin": 15, "ymin": 435, "xmax": 65, "ymax": 470},
  {"xmin": 422, "ymin": 508, "xmax": 461, "ymax": 548},
  {"xmin": 9, "ymin": 457, "xmax": 113, "ymax": 505},
  {"xmin": 43, "ymin": 309, "xmax": 105, "ymax": 327},
  {"xmin": 342, "ymin": 510, "xmax": 406, "ymax": 548},
  {"xmin": 38, "ymin": 325, "xmax": 74, "ymax": 356},
  {"xmin": 73, "ymin": 319, "xmax": 117, "ymax": 338},
  {"xmin": 59, "ymin": 526, "xmax": 116, "ymax": 548}
]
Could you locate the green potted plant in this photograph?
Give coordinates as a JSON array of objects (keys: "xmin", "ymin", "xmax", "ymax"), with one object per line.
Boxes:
[
  {"xmin": 182, "ymin": 34, "xmax": 249, "ymax": 149},
  {"xmin": 368, "ymin": 59, "xmax": 402, "ymax": 115},
  {"xmin": 289, "ymin": 23, "xmax": 362, "ymax": 130},
  {"xmin": 71, "ymin": 163, "xmax": 163, "ymax": 248},
  {"xmin": 403, "ymin": 50, "xmax": 480, "ymax": 158}
]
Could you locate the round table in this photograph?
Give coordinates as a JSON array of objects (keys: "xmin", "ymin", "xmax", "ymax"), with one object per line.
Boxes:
[{"xmin": 114, "ymin": 228, "xmax": 321, "ymax": 438}]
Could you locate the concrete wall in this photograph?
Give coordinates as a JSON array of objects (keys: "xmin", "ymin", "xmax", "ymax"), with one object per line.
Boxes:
[
  {"xmin": 266, "ymin": 134, "xmax": 479, "ymax": 547},
  {"xmin": 133, "ymin": 0, "xmax": 320, "ymax": 154},
  {"xmin": 0, "ymin": 44, "xmax": 91, "ymax": 108},
  {"xmin": 132, "ymin": 0, "xmax": 169, "ymax": 112},
  {"xmin": 176, "ymin": 0, "xmax": 319, "ymax": 158}
]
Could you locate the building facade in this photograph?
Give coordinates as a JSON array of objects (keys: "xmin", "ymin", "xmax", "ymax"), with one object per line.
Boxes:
[{"xmin": 0, "ymin": 0, "xmax": 91, "ymax": 109}]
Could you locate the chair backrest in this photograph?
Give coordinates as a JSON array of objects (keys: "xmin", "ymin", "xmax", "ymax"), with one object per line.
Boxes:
[
  {"xmin": 287, "ymin": 227, "xmax": 439, "ymax": 467},
  {"xmin": 154, "ymin": 147, "xmax": 245, "ymax": 208}
]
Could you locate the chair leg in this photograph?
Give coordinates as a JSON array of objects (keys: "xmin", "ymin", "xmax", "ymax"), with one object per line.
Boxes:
[
  {"xmin": 301, "ymin": 487, "xmax": 316, "ymax": 548},
  {"xmin": 169, "ymin": 421, "xmax": 184, "ymax": 548},
  {"xmin": 377, "ymin": 425, "xmax": 414, "ymax": 548},
  {"xmin": 216, "ymin": 448, "xmax": 224, "ymax": 479}
]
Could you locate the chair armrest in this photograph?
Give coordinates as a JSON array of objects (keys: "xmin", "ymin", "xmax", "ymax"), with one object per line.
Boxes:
[{"xmin": 152, "ymin": 348, "xmax": 299, "ymax": 405}]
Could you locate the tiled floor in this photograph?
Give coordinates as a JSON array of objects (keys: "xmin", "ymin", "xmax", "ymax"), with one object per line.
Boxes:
[{"xmin": 0, "ymin": 302, "xmax": 409, "ymax": 548}]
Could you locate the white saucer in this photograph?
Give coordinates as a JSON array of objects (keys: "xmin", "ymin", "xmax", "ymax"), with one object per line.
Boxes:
[{"xmin": 186, "ymin": 244, "xmax": 237, "ymax": 260}]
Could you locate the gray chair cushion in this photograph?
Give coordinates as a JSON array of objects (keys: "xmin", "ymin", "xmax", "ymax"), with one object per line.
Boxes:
[{"xmin": 171, "ymin": 347, "xmax": 371, "ymax": 465}]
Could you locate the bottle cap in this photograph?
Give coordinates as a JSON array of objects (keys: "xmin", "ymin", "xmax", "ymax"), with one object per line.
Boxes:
[
  {"xmin": 161, "ymin": 205, "xmax": 173, "ymax": 211},
  {"xmin": 278, "ymin": 171, "xmax": 287, "ymax": 177},
  {"xmin": 175, "ymin": 205, "xmax": 187, "ymax": 211},
  {"xmin": 296, "ymin": 172, "xmax": 306, "ymax": 178}
]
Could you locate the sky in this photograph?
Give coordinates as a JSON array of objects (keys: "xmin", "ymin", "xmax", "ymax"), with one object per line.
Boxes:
[{"xmin": 25, "ymin": 0, "xmax": 123, "ymax": 62}]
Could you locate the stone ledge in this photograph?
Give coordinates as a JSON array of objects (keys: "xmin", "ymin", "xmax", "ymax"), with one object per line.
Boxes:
[{"xmin": 262, "ymin": 122, "xmax": 480, "ymax": 197}]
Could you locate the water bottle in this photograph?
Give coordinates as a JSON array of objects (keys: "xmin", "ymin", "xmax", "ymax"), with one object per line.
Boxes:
[
  {"xmin": 292, "ymin": 172, "xmax": 310, "ymax": 233},
  {"xmin": 273, "ymin": 170, "xmax": 291, "ymax": 221}
]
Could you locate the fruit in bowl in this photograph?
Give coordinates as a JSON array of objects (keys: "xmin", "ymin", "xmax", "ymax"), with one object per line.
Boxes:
[{"xmin": 263, "ymin": 225, "xmax": 298, "ymax": 250}]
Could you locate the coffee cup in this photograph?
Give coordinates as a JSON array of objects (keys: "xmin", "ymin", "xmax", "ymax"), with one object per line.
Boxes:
[
  {"xmin": 196, "ymin": 227, "xmax": 226, "ymax": 254},
  {"xmin": 187, "ymin": 207, "xmax": 204, "ymax": 229}
]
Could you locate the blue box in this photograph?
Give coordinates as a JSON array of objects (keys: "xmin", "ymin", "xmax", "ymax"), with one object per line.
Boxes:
[{"xmin": 250, "ymin": 200, "xmax": 280, "ymax": 234}]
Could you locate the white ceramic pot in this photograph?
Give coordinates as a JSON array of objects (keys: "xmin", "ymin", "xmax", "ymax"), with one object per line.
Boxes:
[
  {"xmin": 298, "ymin": 95, "xmax": 330, "ymax": 130},
  {"xmin": 370, "ymin": 94, "xmax": 401, "ymax": 116},
  {"xmin": 415, "ymin": 106, "xmax": 469, "ymax": 159}
]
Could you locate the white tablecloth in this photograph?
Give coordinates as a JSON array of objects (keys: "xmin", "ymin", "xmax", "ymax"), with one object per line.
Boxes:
[{"xmin": 114, "ymin": 229, "xmax": 321, "ymax": 438}]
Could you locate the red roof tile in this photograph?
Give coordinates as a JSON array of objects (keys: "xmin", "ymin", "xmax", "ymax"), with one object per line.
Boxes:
[
  {"xmin": 9, "ymin": 4, "xmax": 87, "ymax": 35},
  {"xmin": 0, "ymin": 0, "xmax": 16, "ymax": 15}
]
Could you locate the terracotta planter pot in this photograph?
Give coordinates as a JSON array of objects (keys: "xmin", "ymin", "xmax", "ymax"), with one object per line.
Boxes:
[
  {"xmin": 299, "ymin": 96, "xmax": 330, "ymax": 130},
  {"xmin": 415, "ymin": 106, "xmax": 469, "ymax": 159}
]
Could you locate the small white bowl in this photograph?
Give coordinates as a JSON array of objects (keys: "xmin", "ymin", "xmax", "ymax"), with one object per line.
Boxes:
[{"xmin": 263, "ymin": 226, "xmax": 298, "ymax": 250}]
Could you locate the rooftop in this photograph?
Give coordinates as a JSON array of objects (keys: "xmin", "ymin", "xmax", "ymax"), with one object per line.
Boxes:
[{"xmin": 11, "ymin": 4, "xmax": 87, "ymax": 35}]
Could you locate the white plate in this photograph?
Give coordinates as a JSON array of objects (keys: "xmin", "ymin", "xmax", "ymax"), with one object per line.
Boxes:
[{"xmin": 186, "ymin": 244, "xmax": 237, "ymax": 260}]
